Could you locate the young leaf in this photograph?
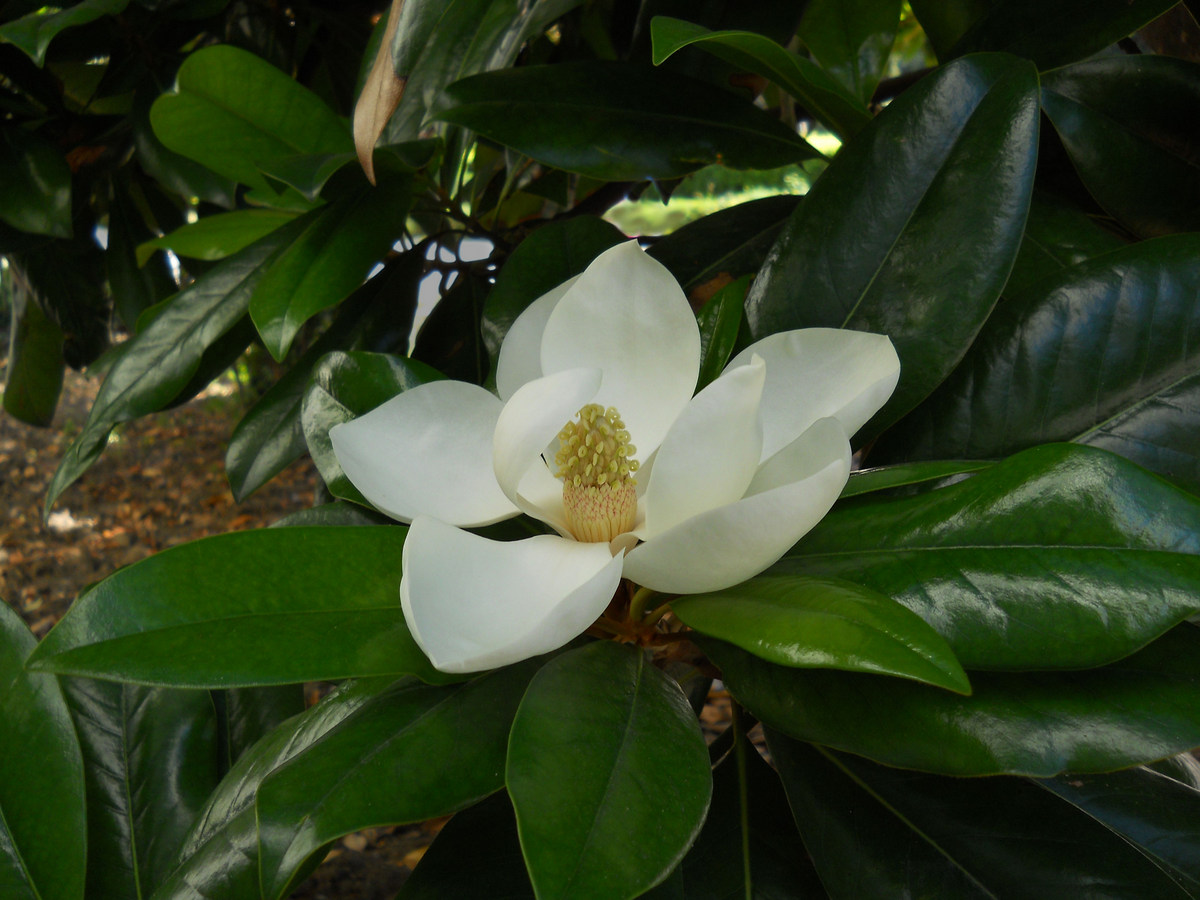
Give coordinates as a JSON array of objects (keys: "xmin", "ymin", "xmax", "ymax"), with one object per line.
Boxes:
[
  {"xmin": 746, "ymin": 53, "xmax": 1040, "ymax": 439},
  {"xmin": 26, "ymin": 526, "xmax": 446, "ymax": 687},
  {"xmin": 507, "ymin": 642, "xmax": 712, "ymax": 900}
]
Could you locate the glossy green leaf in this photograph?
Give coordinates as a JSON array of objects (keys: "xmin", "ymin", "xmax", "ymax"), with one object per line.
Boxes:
[
  {"xmin": 45, "ymin": 214, "xmax": 314, "ymax": 514},
  {"xmin": 949, "ymin": 0, "xmax": 1177, "ymax": 70},
  {"xmin": 150, "ymin": 44, "xmax": 351, "ymax": 196},
  {"xmin": 382, "ymin": 0, "xmax": 586, "ymax": 144},
  {"xmin": 645, "ymin": 734, "xmax": 826, "ymax": 900},
  {"xmin": 0, "ymin": 0, "xmax": 129, "ymax": 66},
  {"xmin": 650, "ymin": 17, "xmax": 871, "ymax": 138},
  {"xmin": 257, "ymin": 661, "xmax": 543, "ymax": 898},
  {"xmin": 301, "ymin": 350, "xmax": 442, "ymax": 503},
  {"xmin": 907, "ymin": 0, "xmax": 989, "ymax": 58},
  {"xmin": 131, "ymin": 86, "xmax": 235, "ymax": 209},
  {"xmin": 1003, "ymin": 192, "xmax": 1127, "ymax": 296},
  {"xmin": 410, "ymin": 270, "xmax": 488, "ymax": 383},
  {"xmin": 63, "ymin": 679, "xmax": 219, "ymax": 898},
  {"xmin": 770, "ymin": 733, "xmax": 1200, "ymax": 898},
  {"xmin": 0, "ymin": 602, "xmax": 85, "ymax": 900},
  {"xmin": 26, "ymin": 526, "xmax": 446, "ymax": 686},
  {"xmin": 648, "ymin": 195, "xmax": 800, "ymax": 293},
  {"xmin": 784, "ymin": 444, "xmax": 1200, "ymax": 671},
  {"xmin": 874, "ymin": 236, "xmax": 1200, "ymax": 495},
  {"xmin": 258, "ymin": 151, "xmax": 357, "ymax": 200},
  {"xmin": 137, "ymin": 209, "xmax": 296, "ymax": 266},
  {"xmin": 226, "ymin": 251, "xmax": 423, "ymax": 501},
  {"xmin": 0, "ymin": 128, "xmax": 71, "ymax": 237},
  {"xmin": 507, "ymin": 642, "xmax": 711, "ymax": 900},
  {"xmin": 249, "ymin": 166, "xmax": 413, "ymax": 360},
  {"xmin": 482, "ymin": 216, "xmax": 625, "ymax": 370},
  {"xmin": 676, "ymin": 575, "xmax": 969, "ymax": 693},
  {"xmin": 214, "ymin": 685, "xmax": 304, "ymax": 774},
  {"xmin": 797, "ymin": 0, "xmax": 903, "ymax": 103},
  {"xmin": 710, "ymin": 623, "xmax": 1200, "ymax": 777},
  {"xmin": 437, "ymin": 61, "xmax": 819, "ymax": 181},
  {"xmin": 746, "ymin": 53, "xmax": 1040, "ymax": 438},
  {"xmin": 840, "ymin": 460, "xmax": 993, "ymax": 498},
  {"xmin": 106, "ymin": 177, "xmax": 179, "ymax": 330},
  {"xmin": 3, "ymin": 288, "xmax": 64, "ymax": 427},
  {"xmin": 398, "ymin": 792, "xmax": 534, "ymax": 899},
  {"xmin": 1041, "ymin": 56, "xmax": 1200, "ymax": 238},
  {"xmin": 152, "ymin": 678, "xmax": 394, "ymax": 900},
  {"xmin": 694, "ymin": 275, "xmax": 748, "ymax": 391}
]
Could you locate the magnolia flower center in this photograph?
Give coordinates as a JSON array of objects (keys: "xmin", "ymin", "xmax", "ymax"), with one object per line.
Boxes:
[{"xmin": 554, "ymin": 403, "xmax": 639, "ymax": 542}]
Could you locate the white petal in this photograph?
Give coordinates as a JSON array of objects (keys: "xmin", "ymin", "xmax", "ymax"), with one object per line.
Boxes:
[
  {"xmin": 495, "ymin": 276, "xmax": 579, "ymax": 402},
  {"xmin": 330, "ymin": 381, "xmax": 517, "ymax": 527},
  {"xmin": 622, "ymin": 418, "xmax": 851, "ymax": 594},
  {"xmin": 493, "ymin": 367, "xmax": 601, "ymax": 531},
  {"xmin": 726, "ymin": 328, "xmax": 900, "ymax": 458},
  {"xmin": 540, "ymin": 241, "xmax": 700, "ymax": 455},
  {"xmin": 639, "ymin": 357, "xmax": 765, "ymax": 540},
  {"xmin": 400, "ymin": 517, "xmax": 624, "ymax": 673}
]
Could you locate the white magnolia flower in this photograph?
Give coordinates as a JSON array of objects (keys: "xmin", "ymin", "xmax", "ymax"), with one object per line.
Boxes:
[{"xmin": 331, "ymin": 241, "xmax": 899, "ymax": 674}]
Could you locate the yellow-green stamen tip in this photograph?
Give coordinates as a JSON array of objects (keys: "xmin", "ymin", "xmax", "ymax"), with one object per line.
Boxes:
[{"xmin": 554, "ymin": 403, "xmax": 639, "ymax": 541}]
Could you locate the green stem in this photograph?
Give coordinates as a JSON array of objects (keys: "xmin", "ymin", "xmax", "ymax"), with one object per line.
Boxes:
[
  {"xmin": 642, "ymin": 600, "xmax": 674, "ymax": 627},
  {"xmin": 628, "ymin": 586, "xmax": 658, "ymax": 622},
  {"xmin": 732, "ymin": 702, "xmax": 752, "ymax": 900}
]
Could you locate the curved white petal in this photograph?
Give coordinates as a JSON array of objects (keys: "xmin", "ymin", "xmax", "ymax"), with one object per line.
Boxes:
[
  {"xmin": 639, "ymin": 357, "xmax": 765, "ymax": 540},
  {"xmin": 400, "ymin": 517, "xmax": 624, "ymax": 673},
  {"xmin": 622, "ymin": 418, "xmax": 851, "ymax": 594},
  {"xmin": 726, "ymin": 328, "xmax": 900, "ymax": 458},
  {"xmin": 540, "ymin": 241, "xmax": 700, "ymax": 455},
  {"xmin": 493, "ymin": 367, "xmax": 601, "ymax": 530},
  {"xmin": 495, "ymin": 276, "xmax": 579, "ymax": 402},
  {"xmin": 330, "ymin": 381, "xmax": 517, "ymax": 527}
]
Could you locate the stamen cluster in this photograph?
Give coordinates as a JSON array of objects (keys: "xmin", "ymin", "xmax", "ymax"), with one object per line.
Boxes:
[{"xmin": 554, "ymin": 404, "xmax": 639, "ymax": 542}]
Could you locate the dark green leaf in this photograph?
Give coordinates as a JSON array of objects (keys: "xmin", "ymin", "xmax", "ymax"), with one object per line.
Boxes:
[
  {"xmin": 694, "ymin": 275, "xmax": 748, "ymax": 391},
  {"xmin": 482, "ymin": 216, "xmax": 625, "ymax": 370},
  {"xmin": 950, "ymin": 0, "xmax": 1178, "ymax": 70},
  {"xmin": 1041, "ymin": 56, "xmax": 1200, "ymax": 238},
  {"xmin": 710, "ymin": 623, "xmax": 1200, "ymax": 777},
  {"xmin": 301, "ymin": 350, "xmax": 442, "ymax": 503},
  {"xmin": 226, "ymin": 250, "xmax": 424, "ymax": 501},
  {"xmin": 26, "ymin": 526, "xmax": 446, "ymax": 686},
  {"xmin": 907, "ymin": 0, "xmax": 990, "ymax": 58},
  {"xmin": 746, "ymin": 53, "xmax": 1040, "ymax": 439},
  {"xmin": 45, "ymin": 214, "xmax": 314, "ymax": 514},
  {"xmin": 153, "ymin": 678, "xmax": 394, "ymax": 899},
  {"xmin": 150, "ymin": 44, "xmax": 351, "ymax": 197},
  {"xmin": 437, "ymin": 61, "xmax": 819, "ymax": 181},
  {"xmin": 784, "ymin": 444, "xmax": 1200, "ymax": 670},
  {"xmin": 797, "ymin": 0, "xmax": 903, "ymax": 103},
  {"xmin": 131, "ymin": 86, "xmax": 235, "ymax": 209},
  {"xmin": 411, "ymin": 270, "xmax": 488, "ymax": 383},
  {"xmin": 249, "ymin": 166, "xmax": 414, "ymax": 360},
  {"xmin": 3, "ymin": 287, "xmax": 63, "ymax": 427},
  {"xmin": 874, "ymin": 235, "xmax": 1200, "ymax": 495},
  {"xmin": 106, "ymin": 177, "xmax": 179, "ymax": 329},
  {"xmin": 213, "ymin": 685, "xmax": 304, "ymax": 774},
  {"xmin": 0, "ymin": 127, "xmax": 71, "ymax": 237},
  {"xmin": 257, "ymin": 661, "xmax": 543, "ymax": 898},
  {"xmin": 650, "ymin": 17, "xmax": 872, "ymax": 138},
  {"xmin": 675, "ymin": 575, "xmax": 969, "ymax": 693},
  {"xmin": 507, "ymin": 642, "xmax": 711, "ymax": 900},
  {"xmin": 648, "ymin": 195, "xmax": 800, "ymax": 293},
  {"xmin": 0, "ymin": 602, "xmax": 85, "ymax": 900},
  {"xmin": 645, "ymin": 734, "xmax": 826, "ymax": 900},
  {"xmin": 1003, "ymin": 192, "xmax": 1127, "ymax": 296},
  {"xmin": 0, "ymin": 0, "xmax": 129, "ymax": 66},
  {"xmin": 63, "ymin": 679, "xmax": 219, "ymax": 898},
  {"xmin": 769, "ymin": 733, "xmax": 1198, "ymax": 899},
  {"xmin": 398, "ymin": 793, "xmax": 534, "ymax": 900}
]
